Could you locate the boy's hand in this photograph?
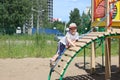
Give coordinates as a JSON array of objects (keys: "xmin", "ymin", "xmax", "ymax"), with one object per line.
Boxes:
[
  {"xmin": 72, "ymin": 44, "xmax": 76, "ymax": 47},
  {"xmin": 66, "ymin": 45, "xmax": 70, "ymax": 48}
]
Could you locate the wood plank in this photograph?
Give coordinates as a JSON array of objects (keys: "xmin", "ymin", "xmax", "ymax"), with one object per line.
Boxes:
[
  {"xmin": 112, "ymin": 29, "xmax": 120, "ymax": 34},
  {"xmin": 75, "ymin": 42, "xmax": 87, "ymax": 47},
  {"xmin": 85, "ymin": 34, "xmax": 103, "ymax": 37},
  {"xmin": 53, "ymin": 65, "xmax": 64, "ymax": 75},
  {"xmin": 82, "ymin": 36, "xmax": 98, "ymax": 40},
  {"xmin": 90, "ymin": 32, "xmax": 110, "ymax": 36},
  {"xmin": 56, "ymin": 60, "xmax": 67, "ymax": 68},
  {"xmin": 90, "ymin": 32, "xmax": 106, "ymax": 34},
  {"xmin": 64, "ymin": 50, "xmax": 75, "ymax": 57},
  {"xmin": 84, "ymin": 34, "xmax": 99, "ymax": 37},
  {"xmin": 53, "ymin": 58, "xmax": 68, "ymax": 75},
  {"xmin": 68, "ymin": 46, "xmax": 80, "ymax": 52},
  {"xmin": 61, "ymin": 55, "xmax": 71, "ymax": 62},
  {"xmin": 77, "ymin": 39, "xmax": 91, "ymax": 43}
]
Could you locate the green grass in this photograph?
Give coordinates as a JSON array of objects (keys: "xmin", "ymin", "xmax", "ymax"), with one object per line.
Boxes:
[
  {"xmin": 0, "ymin": 34, "xmax": 119, "ymax": 58},
  {"xmin": 77, "ymin": 39, "xmax": 119, "ymax": 57},
  {"xmin": 0, "ymin": 34, "xmax": 57, "ymax": 58}
]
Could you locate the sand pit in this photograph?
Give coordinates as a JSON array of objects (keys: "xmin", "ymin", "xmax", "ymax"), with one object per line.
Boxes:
[{"xmin": 0, "ymin": 57, "xmax": 120, "ymax": 80}]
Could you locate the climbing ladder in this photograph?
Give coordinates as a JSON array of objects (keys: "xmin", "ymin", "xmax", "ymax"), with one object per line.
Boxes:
[{"xmin": 48, "ymin": 28, "xmax": 120, "ymax": 80}]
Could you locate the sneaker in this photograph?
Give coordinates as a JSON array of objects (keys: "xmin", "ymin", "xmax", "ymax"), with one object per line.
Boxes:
[{"xmin": 50, "ymin": 59, "xmax": 55, "ymax": 68}]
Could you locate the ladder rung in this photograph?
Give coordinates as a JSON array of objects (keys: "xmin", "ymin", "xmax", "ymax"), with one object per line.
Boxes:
[
  {"xmin": 77, "ymin": 39, "xmax": 89, "ymax": 43},
  {"xmin": 75, "ymin": 42, "xmax": 86, "ymax": 47},
  {"xmin": 53, "ymin": 60, "xmax": 67, "ymax": 75},
  {"xmin": 82, "ymin": 36, "xmax": 98, "ymax": 40},
  {"xmin": 111, "ymin": 29, "xmax": 120, "ymax": 34},
  {"xmin": 57, "ymin": 59, "xmax": 67, "ymax": 68},
  {"xmin": 85, "ymin": 33, "xmax": 104, "ymax": 37},
  {"xmin": 90, "ymin": 32, "xmax": 106, "ymax": 34},
  {"xmin": 54, "ymin": 65, "xmax": 64, "ymax": 75},
  {"xmin": 85, "ymin": 34, "xmax": 103, "ymax": 37},
  {"xmin": 68, "ymin": 46, "xmax": 80, "ymax": 52},
  {"xmin": 89, "ymin": 32, "xmax": 111, "ymax": 36},
  {"xmin": 61, "ymin": 55, "xmax": 71, "ymax": 62},
  {"xmin": 64, "ymin": 50, "xmax": 75, "ymax": 57}
]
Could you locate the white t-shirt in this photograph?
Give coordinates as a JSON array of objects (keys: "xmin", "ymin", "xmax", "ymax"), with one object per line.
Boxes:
[{"xmin": 59, "ymin": 31, "xmax": 79, "ymax": 45}]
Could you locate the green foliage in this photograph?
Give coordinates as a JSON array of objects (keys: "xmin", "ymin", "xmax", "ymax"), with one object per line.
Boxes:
[
  {"xmin": 52, "ymin": 21, "xmax": 65, "ymax": 32},
  {"xmin": 80, "ymin": 11, "xmax": 91, "ymax": 34},
  {"xmin": 0, "ymin": 0, "xmax": 32, "ymax": 34},
  {"xmin": 0, "ymin": 0, "xmax": 50, "ymax": 34},
  {"xmin": 69, "ymin": 8, "xmax": 81, "ymax": 25},
  {"xmin": 32, "ymin": 0, "xmax": 49, "ymax": 28},
  {"xmin": 68, "ymin": 8, "xmax": 81, "ymax": 33},
  {"xmin": 68, "ymin": 8, "xmax": 91, "ymax": 34}
]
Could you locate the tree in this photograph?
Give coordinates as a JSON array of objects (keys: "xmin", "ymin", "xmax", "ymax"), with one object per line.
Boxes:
[
  {"xmin": 68, "ymin": 8, "xmax": 81, "ymax": 33},
  {"xmin": 0, "ymin": 0, "xmax": 32, "ymax": 34},
  {"xmin": 32, "ymin": 0, "xmax": 49, "ymax": 28},
  {"xmin": 52, "ymin": 21, "xmax": 65, "ymax": 33},
  {"xmin": 81, "ymin": 11, "xmax": 91, "ymax": 34}
]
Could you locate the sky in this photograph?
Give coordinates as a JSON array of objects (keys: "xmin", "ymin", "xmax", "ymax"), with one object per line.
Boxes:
[{"xmin": 53, "ymin": 0, "xmax": 91, "ymax": 22}]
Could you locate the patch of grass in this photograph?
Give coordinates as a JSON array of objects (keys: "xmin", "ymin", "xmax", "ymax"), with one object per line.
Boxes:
[
  {"xmin": 0, "ymin": 34, "xmax": 119, "ymax": 58},
  {"xmin": 77, "ymin": 39, "xmax": 119, "ymax": 57},
  {"xmin": 0, "ymin": 34, "xmax": 57, "ymax": 58}
]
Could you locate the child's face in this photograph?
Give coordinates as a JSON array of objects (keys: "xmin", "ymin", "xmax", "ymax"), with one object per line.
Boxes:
[{"xmin": 69, "ymin": 28, "xmax": 77, "ymax": 35}]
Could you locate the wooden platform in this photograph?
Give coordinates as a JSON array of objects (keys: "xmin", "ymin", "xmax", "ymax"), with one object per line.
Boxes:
[{"xmin": 91, "ymin": 21, "xmax": 120, "ymax": 27}]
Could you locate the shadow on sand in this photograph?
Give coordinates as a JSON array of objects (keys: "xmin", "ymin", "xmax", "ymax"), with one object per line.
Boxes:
[{"xmin": 62, "ymin": 62, "xmax": 120, "ymax": 80}]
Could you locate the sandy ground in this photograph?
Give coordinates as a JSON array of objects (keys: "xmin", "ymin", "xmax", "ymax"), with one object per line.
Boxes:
[{"xmin": 0, "ymin": 56, "xmax": 120, "ymax": 80}]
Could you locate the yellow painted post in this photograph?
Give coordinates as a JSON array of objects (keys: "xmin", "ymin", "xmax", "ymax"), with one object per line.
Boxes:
[{"xmin": 113, "ymin": 1, "xmax": 120, "ymax": 21}]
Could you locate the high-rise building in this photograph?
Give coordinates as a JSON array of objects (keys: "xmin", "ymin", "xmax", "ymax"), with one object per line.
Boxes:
[
  {"xmin": 47, "ymin": 0, "xmax": 53, "ymax": 22},
  {"xmin": 85, "ymin": 6, "xmax": 91, "ymax": 14}
]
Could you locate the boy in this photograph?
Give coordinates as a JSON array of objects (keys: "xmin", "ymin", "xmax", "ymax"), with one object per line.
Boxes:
[{"xmin": 50, "ymin": 23, "xmax": 79, "ymax": 66}]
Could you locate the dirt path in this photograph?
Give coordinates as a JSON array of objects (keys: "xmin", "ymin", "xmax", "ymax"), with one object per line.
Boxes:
[{"xmin": 0, "ymin": 56, "xmax": 120, "ymax": 80}]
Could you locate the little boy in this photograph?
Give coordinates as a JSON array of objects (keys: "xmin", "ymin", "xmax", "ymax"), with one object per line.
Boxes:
[{"xmin": 50, "ymin": 23, "xmax": 79, "ymax": 66}]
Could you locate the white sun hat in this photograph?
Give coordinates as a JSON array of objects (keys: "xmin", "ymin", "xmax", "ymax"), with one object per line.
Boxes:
[{"xmin": 69, "ymin": 23, "xmax": 77, "ymax": 29}]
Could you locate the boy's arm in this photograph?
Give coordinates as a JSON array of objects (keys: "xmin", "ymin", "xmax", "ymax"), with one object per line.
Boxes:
[{"xmin": 66, "ymin": 37, "xmax": 76, "ymax": 47}]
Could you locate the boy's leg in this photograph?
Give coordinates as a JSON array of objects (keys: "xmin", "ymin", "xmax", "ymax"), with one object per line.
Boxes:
[
  {"xmin": 50, "ymin": 42, "xmax": 65, "ymax": 67},
  {"xmin": 50, "ymin": 53, "xmax": 59, "ymax": 62},
  {"xmin": 50, "ymin": 53, "xmax": 59, "ymax": 67}
]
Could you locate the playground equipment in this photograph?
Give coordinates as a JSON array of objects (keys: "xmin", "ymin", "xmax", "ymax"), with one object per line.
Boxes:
[
  {"xmin": 92, "ymin": 0, "xmax": 120, "ymax": 28},
  {"xmin": 48, "ymin": 0, "xmax": 120, "ymax": 80},
  {"xmin": 48, "ymin": 30, "xmax": 120, "ymax": 80}
]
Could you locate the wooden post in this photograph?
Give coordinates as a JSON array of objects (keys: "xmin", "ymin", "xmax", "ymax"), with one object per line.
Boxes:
[
  {"xmin": 119, "ymin": 39, "xmax": 120, "ymax": 72},
  {"xmin": 108, "ymin": 38, "xmax": 111, "ymax": 65},
  {"xmin": 90, "ymin": 0, "xmax": 96, "ymax": 74},
  {"xmin": 91, "ymin": 42, "xmax": 96, "ymax": 74},
  {"xmin": 84, "ymin": 48, "xmax": 86, "ymax": 69},
  {"xmin": 105, "ymin": 0, "xmax": 111, "ymax": 79},
  {"xmin": 91, "ymin": 0, "xmax": 94, "ymax": 22},
  {"xmin": 106, "ymin": 0, "xmax": 110, "ymax": 30},
  {"xmin": 105, "ymin": 38, "xmax": 111, "ymax": 80}
]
